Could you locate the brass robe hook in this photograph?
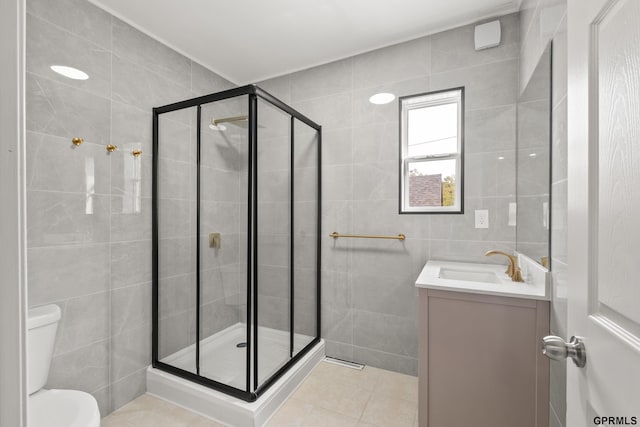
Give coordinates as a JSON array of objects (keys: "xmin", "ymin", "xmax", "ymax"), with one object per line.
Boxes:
[{"xmin": 72, "ymin": 137, "xmax": 83, "ymax": 146}]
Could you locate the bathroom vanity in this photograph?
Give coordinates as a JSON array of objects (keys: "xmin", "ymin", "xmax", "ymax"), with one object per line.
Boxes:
[{"xmin": 415, "ymin": 259, "xmax": 550, "ymax": 427}]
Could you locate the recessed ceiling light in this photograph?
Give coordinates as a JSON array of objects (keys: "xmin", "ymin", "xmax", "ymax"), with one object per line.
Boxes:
[
  {"xmin": 497, "ymin": 156, "xmax": 505, "ymax": 160},
  {"xmin": 529, "ymin": 153, "xmax": 537, "ymax": 157},
  {"xmin": 50, "ymin": 65, "xmax": 89, "ymax": 80},
  {"xmin": 369, "ymin": 93, "xmax": 395, "ymax": 105}
]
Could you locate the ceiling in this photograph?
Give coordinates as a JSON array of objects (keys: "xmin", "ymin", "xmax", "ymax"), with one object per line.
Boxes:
[{"xmin": 89, "ymin": 0, "xmax": 521, "ymax": 85}]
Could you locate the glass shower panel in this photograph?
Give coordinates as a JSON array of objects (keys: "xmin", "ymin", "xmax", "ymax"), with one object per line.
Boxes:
[
  {"xmin": 292, "ymin": 119, "xmax": 319, "ymax": 355},
  {"xmin": 157, "ymin": 107, "xmax": 198, "ymax": 373},
  {"xmin": 198, "ymin": 96, "xmax": 249, "ymax": 390},
  {"xmin": 255, "ymin": 98, "xmax": 292, "ymax": 388}
]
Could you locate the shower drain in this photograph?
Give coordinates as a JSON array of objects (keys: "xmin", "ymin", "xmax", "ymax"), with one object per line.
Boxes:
[{"xmin": 236, "ymin": 342, "xmax": 247, "ymax": 348}]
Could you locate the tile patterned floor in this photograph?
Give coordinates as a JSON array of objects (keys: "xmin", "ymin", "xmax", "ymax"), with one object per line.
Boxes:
[
  {"xmin": 101, "ymin": 394, "xmax": 225, "ymax": 427},
  {"xmin": 101, "ymin": 360, "xmax": 418, "ymax": 427}
]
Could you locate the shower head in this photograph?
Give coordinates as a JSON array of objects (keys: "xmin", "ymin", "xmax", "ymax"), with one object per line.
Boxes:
[{"xmin": 209, "ymin": 115, "xmax": 248, "ymax": 131}]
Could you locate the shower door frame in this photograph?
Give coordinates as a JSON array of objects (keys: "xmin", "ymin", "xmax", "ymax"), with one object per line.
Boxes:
[{"xmin": 152, "ymin": 84, "xmax": 322, "ymax": 402}]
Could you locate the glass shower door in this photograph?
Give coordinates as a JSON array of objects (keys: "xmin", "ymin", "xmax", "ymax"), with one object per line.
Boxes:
[
  {"xmin": 255, "ymin": 98, "xmax": 292, "ymax": 389},
  {"xmin": 156, "ymin": 107, "xmax": 198, "ymax": 374},
  {"xmin": 292, "ymin": 118, "xmax": 319, "ymax": 355},
  {"xmin": 198, "ymin": 96, "xmax": 250, "ymax": 391}
]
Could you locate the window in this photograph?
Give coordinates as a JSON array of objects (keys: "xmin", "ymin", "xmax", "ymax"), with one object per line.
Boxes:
[{"xmin": 399, "ymin": 88, "xmax": 464, "ymax": 213}]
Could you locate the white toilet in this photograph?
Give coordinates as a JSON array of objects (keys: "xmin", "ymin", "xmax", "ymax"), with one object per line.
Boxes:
[{"xmin": 27, "ymin": 304, "xmax": 101, "ymax": 427}]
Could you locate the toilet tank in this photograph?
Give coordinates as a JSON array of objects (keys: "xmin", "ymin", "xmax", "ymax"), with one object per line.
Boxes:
[{"xmin": 27, "ymin": 304, "xmax": 61, "ymax": 395}]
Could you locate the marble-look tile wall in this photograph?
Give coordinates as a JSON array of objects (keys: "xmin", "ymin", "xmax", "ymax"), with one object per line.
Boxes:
[
  {"xmin": 25, "ymin": 0, "xmax": 233, "ymax": 416},
  {"xmin": 520, "ymin": 1, "xmax": 568, "ymax": 426},
  {"xmin": 259, "ymin": 13, "xmax": 520, "ymax": 375}
]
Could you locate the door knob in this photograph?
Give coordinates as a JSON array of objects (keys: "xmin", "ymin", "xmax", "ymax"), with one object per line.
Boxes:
[{"xmin": 541, "ymin": 335, "xmax": 587, "ymax": 367}]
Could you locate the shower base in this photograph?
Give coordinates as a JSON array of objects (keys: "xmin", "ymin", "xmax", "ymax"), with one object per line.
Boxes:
[{"xmin": 147, "ymin": 323, "xmax": 325, "ymax": 427}]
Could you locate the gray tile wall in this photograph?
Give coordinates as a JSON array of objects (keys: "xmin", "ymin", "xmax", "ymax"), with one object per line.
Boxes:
[
  {"xmin": 520, "ymin": 1, "xmax": 568, "ymax": 426},
  {"xmin": 259, "ymin": 13, "xmax": 520, "ymax": 375},
  {"xmin": 25, "ymin": 0, "xmax": 233, "ymax": 416}
]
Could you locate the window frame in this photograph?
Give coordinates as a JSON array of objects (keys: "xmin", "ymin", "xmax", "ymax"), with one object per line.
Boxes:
[{"xmin": 398, "ymin": 87, "xmax": 465, "ymax": 214}]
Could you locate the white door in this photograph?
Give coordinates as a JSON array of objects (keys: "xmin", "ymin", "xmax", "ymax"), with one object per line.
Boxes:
[{"xmin": 566, "ymin": 0, "xmax": 640, "ymax": 424}]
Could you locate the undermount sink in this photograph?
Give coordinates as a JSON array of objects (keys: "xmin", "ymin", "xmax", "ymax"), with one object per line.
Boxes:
[
  {"xmin": 438, "ymin": 267, "xmax": 502, "ymax": 284},
  {"xmin": 415, "ymin": 259, "xmax": 550, "ymax": 300}
]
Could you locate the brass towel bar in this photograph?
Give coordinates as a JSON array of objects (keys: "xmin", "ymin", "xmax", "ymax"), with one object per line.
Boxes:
[{"xmin": 329, "ymin": 231, "xmax": 406, "ymax": 241}]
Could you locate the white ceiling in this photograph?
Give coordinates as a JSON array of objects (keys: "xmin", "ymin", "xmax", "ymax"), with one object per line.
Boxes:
[{"xmin": 89, "ymin": 0, "xmax": 521, "ymax": 85}]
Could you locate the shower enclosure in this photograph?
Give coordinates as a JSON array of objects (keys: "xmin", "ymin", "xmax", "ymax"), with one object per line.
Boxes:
[{"xmin": 152, "ymin": 85, "xmax": 321, "ymax": 402}]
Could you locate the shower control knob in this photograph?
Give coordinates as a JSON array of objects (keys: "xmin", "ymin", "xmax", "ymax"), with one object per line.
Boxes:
[{"xmin": 541, "ymin": 335, "xmax": 586, "ymax": 367}]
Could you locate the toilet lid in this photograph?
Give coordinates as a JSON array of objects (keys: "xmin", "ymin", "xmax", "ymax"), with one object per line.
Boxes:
[{"xmin": 29, "ymin": 389, "xmax": 100, "ymax": 427}]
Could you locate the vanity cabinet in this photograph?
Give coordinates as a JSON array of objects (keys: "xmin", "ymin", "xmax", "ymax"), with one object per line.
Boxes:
[{"xmin": 418, "ymin": 289, "xmax": 549, "ymax": 427}]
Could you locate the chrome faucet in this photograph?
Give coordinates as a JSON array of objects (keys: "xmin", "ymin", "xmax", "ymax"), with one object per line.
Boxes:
[{"xmin": 485, "ymin": 250, "xmax": 524, "ymax": 282}]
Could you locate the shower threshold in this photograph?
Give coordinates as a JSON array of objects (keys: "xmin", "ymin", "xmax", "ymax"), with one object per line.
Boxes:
[{"xmin": 147, "ymin": 323, "xmax": 325, "ymax": 427}]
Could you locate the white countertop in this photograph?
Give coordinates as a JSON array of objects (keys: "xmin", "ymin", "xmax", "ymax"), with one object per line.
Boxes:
[{"xmin": 415, "ymin": 258, "xmax": 550, "ymax": 301}]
